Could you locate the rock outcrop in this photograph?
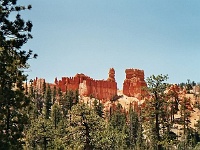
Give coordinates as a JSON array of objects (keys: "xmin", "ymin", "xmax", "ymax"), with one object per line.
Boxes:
[
  {"xmin": 32, "ymin": 68, "xmax": 148, "ymax": 102},
  {"xmin": 123, "ymin": 69, "xmax": 147, "ymax": 99},
  {"xmin": 54, "ymin": 68, "xmax": 117, "ymax": 102}
]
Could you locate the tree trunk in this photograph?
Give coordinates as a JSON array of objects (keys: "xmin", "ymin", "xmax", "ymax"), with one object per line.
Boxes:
[{"xmin": 155, "ymin": 93, "xmax": 161, "ymax": 150}]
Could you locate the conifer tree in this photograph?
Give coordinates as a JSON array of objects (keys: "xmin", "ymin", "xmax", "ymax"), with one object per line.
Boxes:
[
  {"xmin": 0, "ymin": 0, "xmax": 36, "ymax": 149},
  {"xmin": 43, "ymin": 85, "xmax": 52, "ymax": 119},
  {"xmin": 52, "ymin": 86, "xmax": 57, "ymax": 104},
  {"xmin": 27, "ymin": 80, "xmax": 39, "ymax": 120},
  {"xmin": 66, "ymin": 90, "xmax": 74, "ymax": 111},
  {"xmin": 42, "ymin": 80, "xmax": 46, "ymax": 98},
  {"xmin": 67, "ymin": 103, "xmax": 108, "ymax": 149},
  {"xmin": 177, "ymin": 97, "xmax": 193, "ymax": 149},
  {"xmin": 127, "ymin": 106, "xmax": 139, "ymax": 149},
  {"xmin": 109, "ymin": 103, "xmax": 126, "ymax": 131},
  {"xmin": 108, "ymin": 103, "xmax": 128, "ymax": 149},
  {"xmin": 180, "ymin": 97, "xmax": 191, "ymax": 135},
  {"xmin": 50, "ymin": 103, "xmax": 66, "ymax": 149},
  {"xmin": 25, "ymin": 116, "xmax": 54, "ymax": 150},
  {"xmin": 51, "ymin": 103, "xmax": 62, "ymax": 129},
  {"xmin": 93, "ymin": 98, "xmax": 104, "ymax": 117},
  {"xmin": 74, "ymin": 89, "xmax": 79, "ymax": 105},
  {"xmin": 144, "ymin": 74, "xmax": 169, "ymax": 150}
]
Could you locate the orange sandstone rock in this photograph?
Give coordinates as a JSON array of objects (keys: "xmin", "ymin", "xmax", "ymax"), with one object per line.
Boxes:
[
  {"xmin": 32, "ymin": 68, "xmax": 147, "ymax": 102},
  {"xmin": 53, "ymin": 68, "xmax": 117, "ymax": 102},
  {"xmin": 123, "ymin": 68, "xmax": 147, "ymax": 99}
]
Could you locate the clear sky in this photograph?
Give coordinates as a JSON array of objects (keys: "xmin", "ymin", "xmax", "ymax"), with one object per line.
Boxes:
[{"xmin": 20, "ymin": 0, "xmax": 200, "ymax": 89}]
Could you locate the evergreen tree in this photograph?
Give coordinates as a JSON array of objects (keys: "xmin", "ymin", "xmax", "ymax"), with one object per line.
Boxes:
[
  {"xmin": 93, "ymin": 98, "xmax": 104, "ymax": 117},
  {"xmin": 52, "ymin": 86, "xmax": 57, "ymax": 104},
  {"xmin": 51, "ymin": 103, "xmax": 63, "ymax": 129},
  {"xmin": 58, "ymin": 87, "xmax": 62, "ymax": 99},
  {"xmin": 135, "ymin": 118, "xmax": 145, "ymax": 150},
  {"xmin": 177, "ymin": 97, "xmax": 193, "ymax": 150},
  {"xmin": 0, "ymin": 0, "xmax": 36, "ymax": 149},
  {"xmin": 27, "ymin": 80, "xmax": 39, "ymax": 120},
  {"xmin": 25, "ymin": 98, "xmax": 66, "ymax": 150},
  {"xmin": 43, "ymin": 85, "xmax": 52, "ymax": 119},
  {"xmin": 74, "ymin": 89, "xmax": 79, "ymax": 105},
  {"xmin": 109, "ymin": 103, "xmax": 126, "ymax": 131},
  {"xmin": 66, "ymin": 90, "xmax": 75, "ymax": 111},
  {"xmin": 67, "ymin": 103, "xmax": 109, "ymax": 150},
  {"xmin": 108, "ymin": 103, "xmax": 128, "ymax": 149},
  {"xmin": 180, "ymin": 97, "xmax": 191, "ymax": 135},
  {"xmin": 42, "ymin": 80, "xmax": 46, "ymax": 98},
  {"xmin": 144, "ymin": 74, "xmax": 169, "ymax": 150},
  {"xmin": 25, "ymin": 116, "xmax": 54, "ymax": 150},
  {"xmin": 127, "ymin": 106, "xmax": 139, "ymax": 149},
  {"xmin": 50, "ymin": 103, "xmax": 66, "ymax": 150}
]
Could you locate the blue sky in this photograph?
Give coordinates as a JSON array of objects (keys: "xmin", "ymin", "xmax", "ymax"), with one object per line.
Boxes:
[{"xmin": 20, "ymin": 0, "xmax": 200, "ymax": 89}]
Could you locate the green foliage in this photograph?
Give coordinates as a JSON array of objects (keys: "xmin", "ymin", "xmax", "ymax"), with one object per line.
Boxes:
[
  {"xmin": 63, "ymin": 90, "xmax": 77, "ymax": 107},
  {"xmin": 93, "ymin": 99, "xmax": 104, "ymax": 117},
  {"xmin": 193, "ymin": 142, "xmax": 200, "ymax": 150},
  {"xmin": 109, "ymin": 103, "xmax": 126, "ymax": 131},
  {"xmin": 126, "ymin": 106, "xmax": 140, "ymax": 149},
  {"xmin": 23, "ymin": 74, "xmax": 200, "ymax": 149},
  {"xmin": 66, "ymin": 103, "xmax": 106, "ymax": 149},
  {"xmin": 43, "ymin": 85, "xmax": 52, "ymax": 119},
  {"xmin": 0, "ymin": 0, "xmax": 36, "ymax": 149},
  {"xmin": 25, "ymin": 116, "xmax": 54, "ymax": 150},
  {"xmin": 52, "ymin": 86, "xmax": 57, "ymax": 104},
  {"xmin": 25, "ymin": 104, "xmax": 66, "ymax": 150},
  {"xmin": 144, "ymin": 74, "xmax": 169, "ymax": 150},
  {"xmin": 51, "ymin": 103, "xmax": 63, "ymax": 129}
]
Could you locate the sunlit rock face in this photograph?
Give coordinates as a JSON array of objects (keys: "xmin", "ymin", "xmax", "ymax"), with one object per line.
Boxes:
[
  {"xmin": 123, "ymin": 68, "xmax": 147, "ymax": 100},
  {"xmin": 55, "ymin": 68, "xmax": 117, "ymax": 102},
  {"xmin": 32, "ymin": 68, "xmax": 148, "ymax": 102}
]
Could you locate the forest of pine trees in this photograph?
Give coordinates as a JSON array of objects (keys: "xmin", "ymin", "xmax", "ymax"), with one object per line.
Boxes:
[{"xmin": 20, "ymin": 75, "xmax": 200, "ymax": 150}]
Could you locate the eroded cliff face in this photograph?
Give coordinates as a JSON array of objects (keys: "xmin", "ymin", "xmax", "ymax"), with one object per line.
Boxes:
[
  {"xmin": 123, "ymin": 69, "xmax": 147, "ymax": 99},
  {"xmin": 54, "ymin": 68, "xmax": 117, "ymax": 102},
  {"xmin": 32, "ymin": 68, "xmax": 147, "ymax": 102},
  {"xmin": 31, "ymin": 69, "xmax": 197, "ymax": 125}
]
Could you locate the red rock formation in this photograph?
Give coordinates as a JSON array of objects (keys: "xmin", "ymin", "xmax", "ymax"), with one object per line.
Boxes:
[
  {"xmin": 123, "ymin": 68, "xmax": 147, "ymax": 99},
  {"xmin": 33, "ymin": 78, "xmax": 45, "ymax": 94},
  {"xmin": 32, "ymin": 68, "xmax": 148, "ymax": 102},
  {"xmin": 53, "ymin": 69, "xmax": 117, "ymax": 102},
  {"xmin": 107, "ymin": 68, "xmax": 115, "ymax": 82}
]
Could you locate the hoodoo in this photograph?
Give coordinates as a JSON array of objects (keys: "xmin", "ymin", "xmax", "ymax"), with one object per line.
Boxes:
[
  {"xmin": 32, "ymin": 68, "xmax": 147, "ymax": 101},
  {"xmin": 53, "ymin": 68, "xmax": 118, "ymax": 101},
  {"xmin": 123, "ymin": 68, "xmax": 147, "ymax": 99}
]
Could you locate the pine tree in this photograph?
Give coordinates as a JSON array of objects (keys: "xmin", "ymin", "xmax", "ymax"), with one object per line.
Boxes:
[
  {"xmin": 109, "ymin": 103, "xmax": 126, "ymax": 131},
  {"xmin": 50, "ymin": 103, "xmax": 66, "ymax": 150},
  {"xmin": 42, "ymin": 80, "xmax": 46, "ymax": 98},
  {"xmin": 66, "ymin": 90, "xmax": 74, "ymax": 111},
  {"xmin": 127, "ymin": 106, "xmax": 139, "ymax": 149},
  {"xmin": 93, "ymin": 98, "xmax": 104, "ymax": 117},
  {"xmin": 25, "ymin": 116, "xmax": 54, "ymax": 150},
  {"xmin": 27, "ymin": 80, "xmax": 39, "ymax": 120},
  {"xmin": 177, "ymin": 97, "xmax": 193, "ymax": 150},
  {"xmin": 0, "ymin": 0, "xmax": 36, "ymax": 149},
  {"xmin": 52, "ymin": 86, "xmax": 57, "ymax": 104},
  {"xmin": 180, "ymin": 97, "xmax": 191, "ymax": 135},
  {"xmin": 74, "ymin": 89, "xmax": 79, "ymax": 105},
  {"xmin": 51, "ymin": 103, "xmax": 62, "ymax": 129},
  {"xmin": 108, "ymin": 103, "xmax": 128, "ymax": 149},
  {"xmin": 144, "ymin": 74, "xmax": 169, "ymax": 150},
  {"xmin": 43, "ymin": 85, "xmax": 52, "ymax": 119},
  {"xmin": 25, "ymin": 99, "xmax": 66, "ymax": 150},
  {"xmin": 67, "ymin": 103, "xmax": 109, "ymax": 149}
]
